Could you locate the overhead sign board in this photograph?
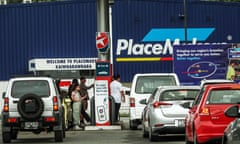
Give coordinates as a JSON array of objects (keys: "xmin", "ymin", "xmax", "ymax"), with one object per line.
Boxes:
[{"xmin": 28, "ymin": 58, "xmax": 97, "ymax": 71}]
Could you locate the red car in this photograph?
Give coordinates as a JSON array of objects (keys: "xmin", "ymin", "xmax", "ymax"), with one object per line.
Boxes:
[{"xmin": 185, "ymin": 83, "xmax": 240, "ymax": 144}]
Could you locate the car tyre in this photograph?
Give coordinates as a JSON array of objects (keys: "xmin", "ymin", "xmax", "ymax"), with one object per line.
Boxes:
[
  {"xmin": 2, "ymin": 132, "xmax": 11, "ymax": 143},
  {"xmin": 11, "ymin": 130, "xmax": 18, "ymax": 140},
  {"xmin": 142, "ymin": 121, "xmax": 149, "ymax": 138},
  {"xmin": 149, "ymin": 126, "xmax": 158, "ymax": 142},
  {"xmin": 222, "ymin": 135, "xmax": 226, "ymax": 144},
  {"xmin": 54, "ymin": 130, "xmax": 63, "ymax": 142},
  {"xmin": 129, "ymin": 120, "xmax": 138, "ymax": 130},
  {"xmin": 18, "ymin": 93, "xmax": 44, "ymax": 121}
]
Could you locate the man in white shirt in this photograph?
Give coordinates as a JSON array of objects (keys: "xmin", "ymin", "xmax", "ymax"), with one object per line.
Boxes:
[{"xmin": 110, "ymin": 74, "xmax": 125, "ymax": 122}]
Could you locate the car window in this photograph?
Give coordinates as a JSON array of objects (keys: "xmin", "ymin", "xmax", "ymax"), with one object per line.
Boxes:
[
  {"xmin": 135, "ymin": 76, "xmax": 177, "ymax": 94},
  {"xmin": 159, "ymin": 89, "xmax": 199, "ymax": 101},
  {"xmin": 147, "ymin": 88, "xmax": 158, "ymax": 103},
  {"xmin": 11, "ymin": 80, "xmax": 50, "ymax": 98},
  {"xmin": 206, "ymin": 89, "xmax": 240, "ymax": 104},
  {"xmin": 193, "ymin": 87, "xmax": 206, "ymax": 105}
]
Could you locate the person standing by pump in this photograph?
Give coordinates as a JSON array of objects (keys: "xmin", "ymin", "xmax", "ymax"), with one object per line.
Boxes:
[
  {"xmin": 71, "ymin": 83, "xmax": 87, "ymax": 130},
  {"xmin": 79, "ymin": 76, "xmax": 94, "ymax": 125},
  {"xmin": 110, "ymin": 74, "xmax": 125, "ymax": 123}
]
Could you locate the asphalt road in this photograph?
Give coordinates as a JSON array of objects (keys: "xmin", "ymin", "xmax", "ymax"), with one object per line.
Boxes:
[{"xmin": 0, "ymin": 130, "xmax": 185, "ymax": 144}]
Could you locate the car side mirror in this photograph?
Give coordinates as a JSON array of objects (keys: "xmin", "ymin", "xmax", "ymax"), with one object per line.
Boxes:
[
  {"xmin": 139, "ymin": 99, "xmax": 147, "ymax": 105},
  {"xmin": 225, "ymin": 105, "xmax": 240, "ymax": 118},
  {"xmin": 2, "ymin": 92, "xmax": 5, "ymax": 99}
]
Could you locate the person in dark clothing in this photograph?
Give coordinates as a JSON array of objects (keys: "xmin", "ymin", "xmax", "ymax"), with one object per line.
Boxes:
[
  {"xmin": 79, "ymin": 76, "xmax": 94, "ymax": 125},
  {"xmin": 68, "ymin": 79, "xmax": 79, "ymax": 97}
]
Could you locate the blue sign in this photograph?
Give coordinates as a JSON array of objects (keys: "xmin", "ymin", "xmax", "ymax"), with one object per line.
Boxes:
[
  {"xmin": 228, "ymin": 48, "xmax": 240, "ymax": 59},
  {"xmin": 96, "ymin": 62, "xmax": 110, "ymax": 76},
  {"xmin": 173, "ymin": 44, "xmax": 231, "ymax": 85},
  {"xmin": 142, "ymin": 28, "xmax": 215, "ymax": 42}
]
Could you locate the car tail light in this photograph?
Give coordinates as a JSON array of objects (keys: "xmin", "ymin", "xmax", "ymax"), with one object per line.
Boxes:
[
  {"xmin": 53, "ymin": 96, "xmax": 59, "ymax": 111},
  {"xmin": 153, "ymin": 101, "xmax": 172, "ymax": 108},
  {"xmin": 154, "ymin": 124, "xmax": 164, "ymax": 127},
  {"xmin": 7, "ymin": 118, "xmax": 17, "ymax": 123},
  {"xmin": 130, "ymin": 98, "xmax": 135, "ymax": 107},
  {"xmin": 45, "ymin": 117, "xmax": 55, "ymax": 122},
  {"xmin": 200, "ymin": 107, "xmax": 209, "ymax": 116},
  {"xmin": 3, "ymin": 97, "xmax": 9, "ymax": 112}
]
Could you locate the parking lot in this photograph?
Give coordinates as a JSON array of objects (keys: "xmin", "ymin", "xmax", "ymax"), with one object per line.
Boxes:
[{"xmin": 0, "ymin": 120, "xmax": 185, "ymax": 144}]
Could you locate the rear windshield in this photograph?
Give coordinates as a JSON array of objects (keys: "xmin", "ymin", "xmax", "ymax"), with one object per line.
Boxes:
[
  {"xmin": 11, "ymin": 80, "xmax": 50, "ymax": 98},
  {"xmin": 207, "ymin": 90, "xmax": 240, "ymax": 104},
  {"xmin": 160, "ymin": 89, "xmax": 199, "ymax": 101},
  {"xmin": 135, "ymin": 76, "xmax": 177, "ymax": 94}
]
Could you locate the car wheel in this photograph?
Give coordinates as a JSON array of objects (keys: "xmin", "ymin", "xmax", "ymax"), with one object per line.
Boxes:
[
  {"xmin": 54, "ymin": 130, "xmax": 63, "ymax": 142},
  {"xmin": 129, "ymin": 120, "xmax": 138, "ymax": 130},
  {"xmin": 11, "ymin": 130, "xmax": 18, "ymax": 140},
  {"xmin": 222, "ymin": 135, "xmax": 227, "ymax": 144},
  {"xmin": 193, "ymin": 130, "xmax": 199, "ymax": 144},
  {"xmin": 17, "ymin": 93, "xmax": 44, "ymax": 121},
  {"xmin": 2, "ymin": 132, "xmax": 11, "ymax": 143},
  {"xmin": 142, "ymin": 121, "xmax": 149, "ymax": 138},
  {"xmin": 149, "ymin": 126, "xmax": 158, "ymax": 142}
]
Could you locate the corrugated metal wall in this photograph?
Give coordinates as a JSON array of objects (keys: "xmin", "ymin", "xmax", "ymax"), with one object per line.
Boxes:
[
  {"xmin": 0, "ymin": 0, "xmax": 240, "ymax": 82},
  {"xmin": 0, "ymin": 0, "xmax": 97, "ymax": 80},
  {"xmin": 112, "ymin": 0, "xmax": 240, "ymax": 82}
]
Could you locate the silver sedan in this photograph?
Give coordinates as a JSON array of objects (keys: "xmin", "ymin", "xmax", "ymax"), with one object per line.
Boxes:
[{"xmin": 141, "ymin": 86, "xmax": 200, "ymax": 141}]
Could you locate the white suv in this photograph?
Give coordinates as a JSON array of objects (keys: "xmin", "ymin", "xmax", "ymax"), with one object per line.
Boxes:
[
  {"xmin": 129, "ymin": 73, "xmax": 180, "ymax": 130},
  {"xmin": 1, "ymin": 76, "xmax": 65, "ymax": 143}
]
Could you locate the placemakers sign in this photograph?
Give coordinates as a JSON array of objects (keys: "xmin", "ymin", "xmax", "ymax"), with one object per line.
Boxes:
[{"xmin": 115, "ymin": 27, "xmax": 215, "ymax": 62}]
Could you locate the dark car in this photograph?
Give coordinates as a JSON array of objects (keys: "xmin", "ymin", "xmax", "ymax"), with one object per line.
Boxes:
[{"xmin": 223, "ymin": 105, "xmax": 240, "ymax": 144}]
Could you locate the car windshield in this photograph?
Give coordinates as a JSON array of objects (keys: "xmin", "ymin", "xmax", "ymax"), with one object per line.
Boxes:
[
  {"xmin": 135, "ymin": 76, "xmax": 177, "ymax": 94},
  {"xmin": 11, "ymin": 80, "xmax": 50, "ymax": 98},
  {"xmin": 160, "ymin": 89, "xmax": 199, "ymax": 101},
  {"xmin": 207, "ymin": 89, "xmax": 240, "ymax": 104}
]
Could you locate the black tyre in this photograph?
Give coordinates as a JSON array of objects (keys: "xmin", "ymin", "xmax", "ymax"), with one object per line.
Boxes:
[
  {"xmin": 18, "ymin": 93, "xmax": 44, "ymax": 121},
  {"xmin": 2, "ymin": 132, "xmax": 11, "ymax": 143},
  {"xmin": 142, "ymin": 122, "xmax": 148, "ymax": 138},
  {"xmin": 129, "ymin": 120, "xmax": 138, "ymax": 130},
  {"xmin": 54, "ymin": 130, "xmax": 63, "ymax": 142},
  {"xmin": 11, "ymin": 130, "xmax": 18, "ymax": 140},
  {"xmin": 149, "ymin": 127, "xmax": 158, "ymax": 142}
]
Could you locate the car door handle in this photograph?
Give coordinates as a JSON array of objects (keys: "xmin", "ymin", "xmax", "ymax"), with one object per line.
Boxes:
[{"xmin": 13, "ymin": 100, "xmax": 19, "ymax": 103}]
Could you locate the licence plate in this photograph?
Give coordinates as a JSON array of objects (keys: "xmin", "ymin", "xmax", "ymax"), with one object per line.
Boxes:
[
  {"xmin": 24, "ymin": 122, "xmax": 39, "ymax": 129},
  {"xmin": 174, "ymin": 119, "xmax": 185, "ymax": 127}
]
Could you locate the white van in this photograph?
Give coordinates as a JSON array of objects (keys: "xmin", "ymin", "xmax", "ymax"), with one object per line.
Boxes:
[{"xmin": 129, "ymin": 73, "xmax": 180, "ymax": 130}]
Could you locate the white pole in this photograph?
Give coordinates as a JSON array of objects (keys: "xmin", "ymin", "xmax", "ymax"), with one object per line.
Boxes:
[{"xmin": 109, "ymin": 5, "xmax": 114, "ymax": 74}]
